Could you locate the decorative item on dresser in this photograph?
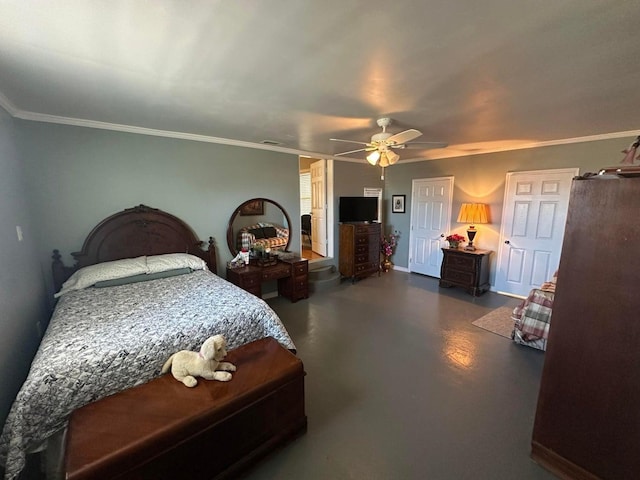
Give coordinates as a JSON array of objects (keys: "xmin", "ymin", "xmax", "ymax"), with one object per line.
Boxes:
[
  {"xmin": 339, "ymin": 222, "xmax": 381, "ymax": 282},
  {"xmin": 226, "ymin": 255, "xmax": 309, "ymax": 303},
  {"xmin": 531, "ymin": 174, "xmax": 640, "ymax": 479},
  {"xmin": 439, "ymin": 248, "xmax": 492, "ymax": 296}
]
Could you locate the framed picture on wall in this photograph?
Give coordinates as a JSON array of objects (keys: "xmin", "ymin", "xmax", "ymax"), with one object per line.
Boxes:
[
  {"xmin": 392, "ymin": 195, "xmax": 406, "ymax": 213},
  {"xmin": 240, "ymin": 200, "xmax": 264, "ymax": 216}
]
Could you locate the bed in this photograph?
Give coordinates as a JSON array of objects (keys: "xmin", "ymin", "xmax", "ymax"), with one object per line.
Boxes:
[
  {"xmin": 0, "ymin": 204, "xmax": 295, "ymax": 480},
  {"xmin": 510, "ymin": 275, "xmax": 556, "ymax": 351}
]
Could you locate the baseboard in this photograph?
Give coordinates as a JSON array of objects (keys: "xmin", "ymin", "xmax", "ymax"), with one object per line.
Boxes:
[
  {"xmin": 391, "ymin": 265, "xmax": 409, "ymax": 273},
  {"xmin": 531, "ymin": 441, "xmax": 601, "ymax": 480}
]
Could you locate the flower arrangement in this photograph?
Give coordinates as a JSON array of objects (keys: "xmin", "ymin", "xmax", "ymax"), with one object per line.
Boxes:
[
  {"xmin": 445, "ymin": 233, "xmax": 465, "ymax": 243},
  {"xmin": 445, "ymin": 233, "xmax": 465, "ymax": 248},
  {"xmin": 381, "ymin": 231, "xmax": 400, "ymax": 257}
]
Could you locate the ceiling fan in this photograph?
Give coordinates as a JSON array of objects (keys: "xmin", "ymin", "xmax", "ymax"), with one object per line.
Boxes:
[{"xmin": 330, "ymin": 117, "xmax": 447, "ymax": 167}]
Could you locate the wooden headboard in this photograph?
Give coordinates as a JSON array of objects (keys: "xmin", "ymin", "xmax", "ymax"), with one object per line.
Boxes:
[{"xmin": 52, "ymin": 204, "xmax": 216, "ymax": 292}]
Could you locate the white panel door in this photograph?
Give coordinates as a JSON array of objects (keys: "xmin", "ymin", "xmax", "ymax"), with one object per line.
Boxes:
[
  {"xmin": 495, "ymin": 168, "xmax": 578, "ymax": 297},
  {"xmin": 409, "ymin": 177, "xmax": 453, "ymax": 277},
  {"xmin": 311, "ymin": 159, "xmax": 327, "ymax": 256}
]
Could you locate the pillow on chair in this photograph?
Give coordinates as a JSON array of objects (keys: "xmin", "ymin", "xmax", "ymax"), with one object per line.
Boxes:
[
  {"xmin": 249, "ymin": 228, "xmax": 266, "ymax": 239},
  {"xmin": 262, "ymin": 226, "xmax": 277, "ymax": 238}
]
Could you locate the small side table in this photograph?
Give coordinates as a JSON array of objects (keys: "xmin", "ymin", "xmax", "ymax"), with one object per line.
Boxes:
[{"xmin": 439, "ymin": 248, "xmax": 492, "ymax": 296}]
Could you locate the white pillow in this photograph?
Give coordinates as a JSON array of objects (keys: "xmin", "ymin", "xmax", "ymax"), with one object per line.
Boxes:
[
  {"xmin": 55, "ymin": 256, "xmax": 148, "ymax": 298},
  {"xmin": 146, "ymin": 253, "xmax": 207, "ymax": 274}
]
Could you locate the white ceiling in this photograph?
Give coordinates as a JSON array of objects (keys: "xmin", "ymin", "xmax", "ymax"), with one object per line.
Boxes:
[{"xmin": 1, "ymin": 0, "xmax": 639, "ymax": 162}]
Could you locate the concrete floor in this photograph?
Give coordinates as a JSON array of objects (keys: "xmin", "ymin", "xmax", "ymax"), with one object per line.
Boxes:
[{"xmin": 242, "ymin": 270, "xmax": 556, "ymax": 480}]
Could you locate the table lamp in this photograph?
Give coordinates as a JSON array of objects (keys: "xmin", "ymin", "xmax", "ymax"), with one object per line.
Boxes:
[{"xmin": 457, "ymin": 203, "xmax": 488, "ymax": 251}]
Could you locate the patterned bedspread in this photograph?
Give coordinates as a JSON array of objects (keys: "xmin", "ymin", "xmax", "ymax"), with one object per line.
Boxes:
[
  {"xmin": 511, "ymin": 288, "xmax": 554, "ymax": 351},
  {"xmin": 0, "ymin": 270, "xmax": 294, "ymax": 480}
]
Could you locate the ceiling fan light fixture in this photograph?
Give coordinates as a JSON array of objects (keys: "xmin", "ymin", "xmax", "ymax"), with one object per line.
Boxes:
[
  {"xmin": 367, "ymin": 150, "xmax": 380, "ymax": 165},
  {"xmin": 387, "ymin": 150, "xmax": 399, "ymax": 165},
  {"xmin": 379, "ymin": 153, "xmax": 390, "ymax": 168}
]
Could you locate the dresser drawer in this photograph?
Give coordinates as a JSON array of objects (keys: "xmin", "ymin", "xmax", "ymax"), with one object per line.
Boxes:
[
  {"xmin": 262, "ymin": 264, "xmax": 292, "ymax": 281},
  {"xmin": 290, "ymin": 263, "xmax": 307, "ymax": 276},
  {"xmin": 240, "ymin": 274, "xmax": 261, "ymax": 288},
  {"xmin": 355, "ymin": 235, "xmax": 369, "ymax": 246},
  {"xmin": 442, "ymin": 268, "xmax": 475, "ymax": 285},
  {"xmin": 445, "ymin": 253, "xmax": 476, "ymax": 271},
  {"xmin": 355, "ymin": 263, "xmax": 370, "ymax": 273},
  {"xmin": 355, "ymin": 244, "xmax": 368, "ymax": 255},
  {"xmin": 292, "ymin": 276, "xmax": 308, "ymax": 289},
  {"xmin": 355, "ymin": 224, "xmax": 373, "ymax": 234},
  {"xmin": 355, "ymin": 253, "xmax": 369, "ymax": 264}
]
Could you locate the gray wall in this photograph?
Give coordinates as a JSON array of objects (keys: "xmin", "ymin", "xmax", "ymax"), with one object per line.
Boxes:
[
  {"xmin": 15, "ymin": 121, "xmax": 302, "ymax": 297},
  {"xmin": 381, "ymin": 137, "xmax": 628, "ymax": 284},
  {"xmin": 0, "ymin": 109, "xmax": 48, "ymax": 429}
]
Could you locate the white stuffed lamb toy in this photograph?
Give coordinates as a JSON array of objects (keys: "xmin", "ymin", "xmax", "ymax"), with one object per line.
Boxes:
[{"xmin": 161, "ymin": 334, "xmax": 236, "ymax": 387}]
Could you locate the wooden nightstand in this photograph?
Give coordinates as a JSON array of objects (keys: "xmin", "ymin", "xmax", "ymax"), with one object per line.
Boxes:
[{"xmin": 439, "ymin": 248, "xmax": 492, "ymax": 296}]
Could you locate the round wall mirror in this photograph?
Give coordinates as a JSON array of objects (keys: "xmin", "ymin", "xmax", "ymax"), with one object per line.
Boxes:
[{"xmin": 226, "ymin": 198, "xmax": 292, "ymax": 256}]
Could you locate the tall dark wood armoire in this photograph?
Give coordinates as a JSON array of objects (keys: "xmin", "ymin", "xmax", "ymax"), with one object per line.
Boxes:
[{"xmin": 531, "ymin": 174, "xmax": 640, "ymax": 479}]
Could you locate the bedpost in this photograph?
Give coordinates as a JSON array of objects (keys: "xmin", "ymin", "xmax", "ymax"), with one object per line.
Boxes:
[
  {"xmin": 52, "ymin": 250, "xmax": 68, "ymax": 293},
  {"xmin": 208, "ymin": 237, "xmax": 217, "ymax": 275}
]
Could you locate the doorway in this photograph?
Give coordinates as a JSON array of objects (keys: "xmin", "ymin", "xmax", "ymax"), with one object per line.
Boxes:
[
  {"xmin": 494, "ymin": 168, "xmax": 578, "ymax": 297},
  {"xmin": 408, "ymin": 177, "xmax": 454, "ymax": 277},
  {"xmin": 299, "ymin": 157, "xmax": 333, "ymax": 262}
]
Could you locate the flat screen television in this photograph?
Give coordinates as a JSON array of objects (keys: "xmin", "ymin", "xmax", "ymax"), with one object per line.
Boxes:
[{"xmin": 339, "ymin": 196, "xmax": 378, "ymax": 223}]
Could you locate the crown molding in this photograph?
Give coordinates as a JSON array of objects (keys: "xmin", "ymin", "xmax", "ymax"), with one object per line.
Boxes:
[
  {"xmin": 4, "ymin": 97, "xmax": 639, "ymax": 163},
  {"xmin": 0, "ymin": 91, "xmax": 19, "ymax": 116},
  {"xmin": 10, "ymin": 106, "xmax": 339, "ymax": 160},
  {"xmin": 401, "ymin": 130, "xmax": 640, "ymax": 162}
]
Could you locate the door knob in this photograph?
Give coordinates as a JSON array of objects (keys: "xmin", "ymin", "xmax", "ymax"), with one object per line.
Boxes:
[
  {"xmin": 504, "ymin": 240, "xmax": 510, "ymax": 245},
  {"xmin": 440, "ymin": 234, "xmax": 445, "ymax": 238}
]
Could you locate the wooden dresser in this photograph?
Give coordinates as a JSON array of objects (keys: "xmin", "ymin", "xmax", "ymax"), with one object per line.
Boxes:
[
  {"xmin": 226, "ymin": 256, "xmax": 308, "ymax": 302},
  {"xmin": 339, "ymin": 222, "xmax": 381, "ymax": 282},
  {"xmin": 439, "ymin": 248, "xmax": 491, "ymax": 296},
  {"xmin": 531, "ymin": 174, "xmax": 640, "ymax": 479}
]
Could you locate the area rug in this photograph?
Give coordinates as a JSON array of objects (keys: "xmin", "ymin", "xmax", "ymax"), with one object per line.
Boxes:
[{"xmin": 472, "ymin": 306, "xmax": 514, "ymax": 339}]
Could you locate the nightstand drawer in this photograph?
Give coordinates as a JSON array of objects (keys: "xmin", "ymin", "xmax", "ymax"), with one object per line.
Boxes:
[
  {"xmin": 442, "ymin": 268, "xmax": 475, "ymax": 285},
  {"xmin": 445, "ymin": 253, "xmax": 476, "ymax": 271}
]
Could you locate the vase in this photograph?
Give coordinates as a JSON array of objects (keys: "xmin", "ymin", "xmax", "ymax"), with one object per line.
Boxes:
[
  {"xmin": 382, "ymin": 256, "xmax": 392, "ymax": 272},
  {"xmin": 449, "ymin": 241, "xmax": 460, "ymax": 249}
]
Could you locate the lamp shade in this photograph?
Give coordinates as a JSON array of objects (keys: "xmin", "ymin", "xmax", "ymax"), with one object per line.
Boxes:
[
  {"xmin": 457, "ymin": 203, "xmax": 488, "ymax": 225},
  {"xmin": 366, "ymin": 150, "xmax": 380, "ymax": 165}
]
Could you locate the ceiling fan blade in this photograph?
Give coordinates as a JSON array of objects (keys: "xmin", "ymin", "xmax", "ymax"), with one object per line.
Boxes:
[
  {"xmin": 330, "ymin": 138, "xmax": 370, "ymax": 146},
  {"xmin": 393, "ymin": 142, "xmax": 448, "ymax": 149},
  {"xmin": 334, "ymin": 147, "xmax": 368, "ymax": 156},
  {"xmin": 387, "ymin": 129, "xmax": 422, "ymax": 145}
]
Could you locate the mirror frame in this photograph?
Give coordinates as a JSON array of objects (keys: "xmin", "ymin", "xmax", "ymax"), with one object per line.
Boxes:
[{"xmin": 226, "ymin": 197, "xmax": 293, "ymax": 256}]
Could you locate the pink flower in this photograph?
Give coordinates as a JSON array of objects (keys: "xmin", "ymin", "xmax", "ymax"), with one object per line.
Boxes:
[{"xmin": 381, "ymin": 231, "xmax": 400, "ymax": 256}]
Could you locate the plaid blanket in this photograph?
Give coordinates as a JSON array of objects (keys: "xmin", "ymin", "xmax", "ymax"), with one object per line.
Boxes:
[
  {"xmin": 511, "ymin": 288, "xmax": 554, "ymax": 351},
  {"xmin": 237, "ymin": 223, "xmax": 289, "ymax": 251}
]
